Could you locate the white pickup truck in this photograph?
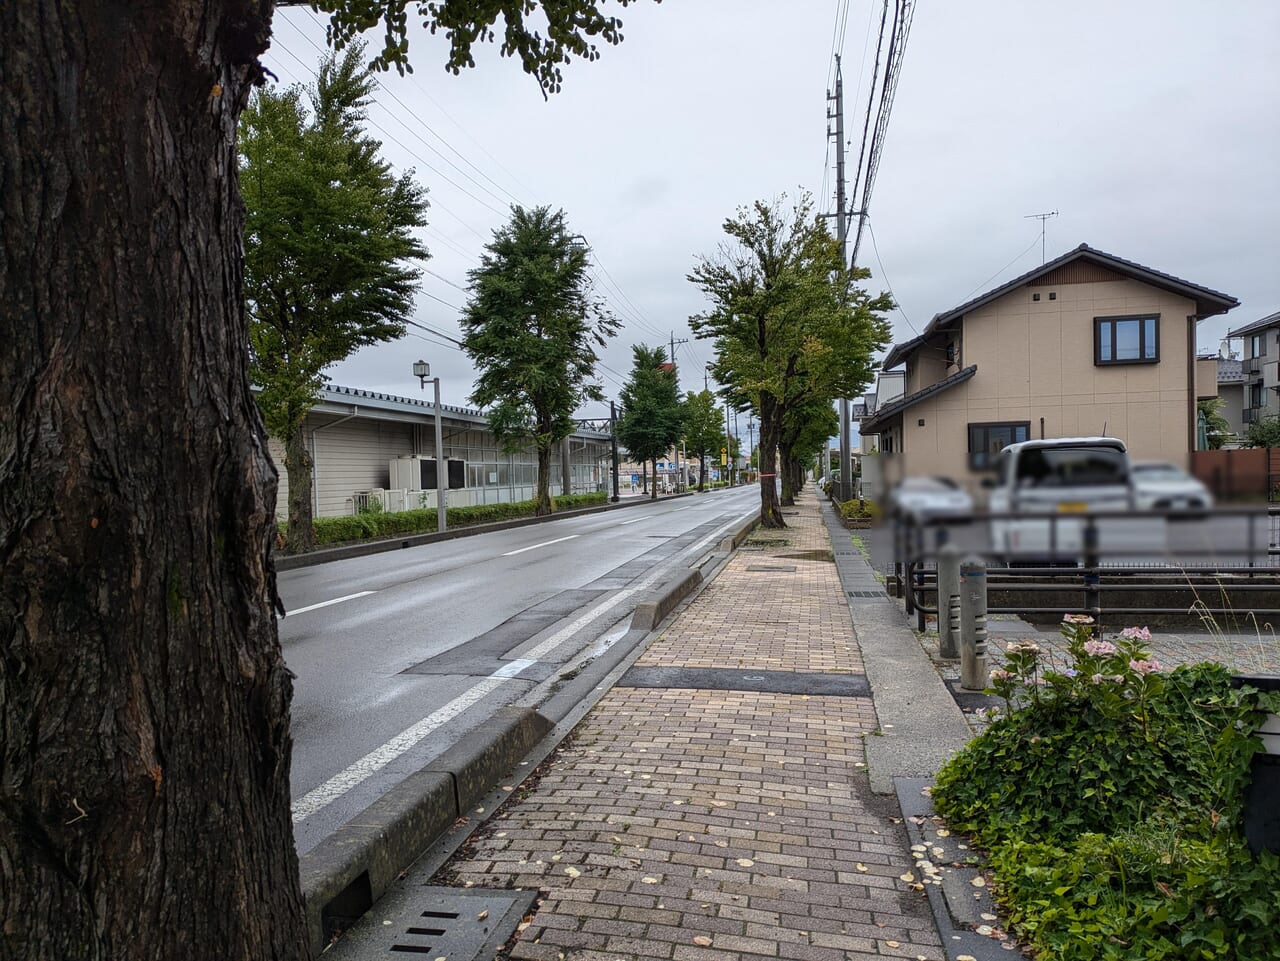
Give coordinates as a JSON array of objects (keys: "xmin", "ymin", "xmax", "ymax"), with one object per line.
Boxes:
[{"xmin": 985, "ymin": 436, "xmax": 1164, "ymax": 564}]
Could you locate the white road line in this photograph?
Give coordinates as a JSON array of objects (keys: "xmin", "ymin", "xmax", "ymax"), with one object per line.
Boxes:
[
  {"xmin": 619, "ymin": 517, "xmax": 647, "ymax": 525},
  {"xmin": 502, "ymin": 534, "xmax": 580, "ymax": 556},
  {"xmin": 291, "ymin": 669, "xmax": 522, "ymax": 823},
  {"xmin": 493, "ymin": 657, "xmax": 537, "ymax": 678},
  {"xmin": 284, "ymin": 591, "xmax": 376, "ymax": 618}
]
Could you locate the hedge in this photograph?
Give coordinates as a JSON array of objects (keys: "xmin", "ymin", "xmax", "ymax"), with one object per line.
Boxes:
[{"xmin": 295, "ymin": 492, "xmax": 609, "ymax": 549}]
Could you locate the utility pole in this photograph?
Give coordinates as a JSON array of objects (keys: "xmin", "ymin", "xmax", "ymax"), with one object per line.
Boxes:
[
  {"xmin": 670, "ymin": 332, "xmax": 688, "ymax": 492},
  {"xmin": 828, "ymin": 55, "xmax": 854, "ymax": 503},
  {"xmin": 724, "ymin": 400, "xmax": 733, "ymax": 487},
  {"xmin": 609, "ymin": 401, "xmax": 620, "ymax": 502}
]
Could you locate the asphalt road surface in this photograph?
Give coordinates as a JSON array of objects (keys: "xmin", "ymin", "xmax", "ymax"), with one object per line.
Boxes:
[{"xmin": 279, "ymin": 486, "xmax": 760, "ymax": 854}]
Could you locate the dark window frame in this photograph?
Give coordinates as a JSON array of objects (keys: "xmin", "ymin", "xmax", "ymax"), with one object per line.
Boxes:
[
  {"xmin": 1251, "ymin": 333, "xmax": 1267, "ymax": 358},
  {"xmin": 1094, "ymin": 314, "xmax": 1160, "ymax": 366},
  {"xmin": 968, "ymin": 420, "xmax": 1031, "ymax": 471}
]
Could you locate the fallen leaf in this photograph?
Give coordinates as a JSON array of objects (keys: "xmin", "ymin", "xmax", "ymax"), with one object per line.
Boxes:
[
  {"xmin": 855, "ymin": 863, "xmax": 868, "ymax": 872},
  {"xmin": 563, "ymin": 866, "xmax": 581, "ymax": 879},
  {"xmin": 976, "ymin": 925, "xmax": 994, "ymax": 936},
  {"xmin": 981, "ymin": 913, "xmax": 998, "ymax": 921},
  {"xmin": 971, "ymin": 876, "xmax": 987, "ymax": 887},
  {"xmin": 736, "ymin": 858, "xmax": 754, "ymax": 867},
  {"xmin": 885, "ymin": 941, "xmax": 901, "ymax": 948},
  {"xmin": 899, "ymin": 872, "xmax": 915, "ymax": 882},
  {"xmin": 641, "ymin": 876, "xmax": 659, "ymax": 884},
  {"xmin": 710, "ymin": 800, "xmax": 728, "ymax": 807},
  {"xmin": 935, "ymin": 829, "xmax": 951, "ymax": 837},
  {"xmin": 693, "ymin": 936, "xmax": 713, "ymax": 947},
  {"xmin": 910, "ymin": 844, "xmax": 927, "ymax": 853},
  {"xmin": 477, "ymin": 910, "xmax": 489, "ymax": 921},
  {"xmin": 958, "ymin": 956, "xmax": 977, "ymax": 961}
]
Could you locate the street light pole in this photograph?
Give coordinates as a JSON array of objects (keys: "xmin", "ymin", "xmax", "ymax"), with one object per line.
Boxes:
[
  {"xmin": 609, "ymin": 400, "xmax": 620, "ymax": 502},
  {"xmin": 413, "ymin": 360, "xmax": 447, "ymax": 533}
]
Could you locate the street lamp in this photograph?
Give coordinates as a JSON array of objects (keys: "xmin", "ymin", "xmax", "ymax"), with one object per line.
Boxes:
[{"xmin": 412, "ymin": 359, "xmax": 447, "ymax": 533}]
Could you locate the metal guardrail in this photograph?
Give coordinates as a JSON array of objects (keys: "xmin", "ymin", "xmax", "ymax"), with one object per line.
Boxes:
[{"xmin": 890, "ymin": 506, "xmax": 1280, "ymax": 630}]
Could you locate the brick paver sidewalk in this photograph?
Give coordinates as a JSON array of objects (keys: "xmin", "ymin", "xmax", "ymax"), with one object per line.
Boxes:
[{"xmin": 440, "ymin": 490, "xmax": 943, "ymax": 960}]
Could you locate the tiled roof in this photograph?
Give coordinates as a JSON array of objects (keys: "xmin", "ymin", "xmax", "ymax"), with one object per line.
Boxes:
[{"xmin": 1228, "ymin": 309, "xmax": 1280, "ymax": 339}]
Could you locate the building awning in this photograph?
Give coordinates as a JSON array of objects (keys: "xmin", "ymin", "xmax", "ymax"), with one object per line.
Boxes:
[{"xmin": 859, "ymin": 364, "xmax": 977, "ymax": 434}]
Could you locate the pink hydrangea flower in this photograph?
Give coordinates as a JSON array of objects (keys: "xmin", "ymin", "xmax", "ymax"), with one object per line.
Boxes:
[
  {"xmin": 1083, "ymin": 640, "xmax": 1117, "ymax": 656},
  {"xmin": 1120, "ymin": 626, "xmax": 1152, "ymax": 641},
  {"xmin": 1006, "ymin": 640, "xmax": 1042, "ymax": 654},
  {"xmin": 989, "ymin": 669, "xmax": 1013, "ymax": 682},
  {"xmin": 1090, "ymin": 673, "xmax": 1105, "ymax": 684},
  {"xmin": 1129, "ymin": 659, "xmax": 1163, "ymax": 674},
  {"xmin": 1063, "ymin": 613, "xmax": 1095, "ymax": 624}
]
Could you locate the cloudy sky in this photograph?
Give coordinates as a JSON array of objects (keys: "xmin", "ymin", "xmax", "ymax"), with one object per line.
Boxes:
[{"xmin": 262, "ymin": 0, "xmax": 1279, "ymax": 420}]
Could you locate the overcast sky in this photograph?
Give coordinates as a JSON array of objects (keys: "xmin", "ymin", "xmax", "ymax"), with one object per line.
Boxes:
[{"xmin": 262, "ymin": 0, "xmax": 1279, "ymax": 420}]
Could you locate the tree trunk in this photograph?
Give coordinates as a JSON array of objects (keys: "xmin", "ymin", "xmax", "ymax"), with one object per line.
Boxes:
[
  {"xmin": 0, "ymin": 4, "xmax": 309, "ymax": 960},
  {"xmin": 535, "ymin": 443, "xmax": 552, "ymax": 515},
  {"xmin": 780, "ymin": 439, "xmax": 796, "ymax": 507},
  {"xmin": 758, "ymin": 399, "xmax": 785, "ymax": 528},
  {"xmin": 697, "ymin": 449, "xmax": 705, "ymax": 491},
  {"xmin": 285, "ymin": 422, "xmax": 316, "ymax": 553},
  {"xmin": 650, "ymin": 458, "xmax": 658, "ymax": 499}
]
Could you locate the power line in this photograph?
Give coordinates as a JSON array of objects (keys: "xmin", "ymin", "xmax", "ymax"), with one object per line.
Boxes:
[
  {"xmin": 865, "ymin": 219, "xmax": 917, "ymax": 334},
  {"xmin": 959, "ymin": 233, "xmax": 1044, "ymax": 304}
]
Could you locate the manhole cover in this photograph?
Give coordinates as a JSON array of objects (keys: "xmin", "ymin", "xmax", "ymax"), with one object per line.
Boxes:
[
  {"xmin": 325, "ymin": 887, "xmax": 536, "ymax": 960},
  {"xmin": 747, "ymin": 565, "xmax": 798, "ymax": 572}
]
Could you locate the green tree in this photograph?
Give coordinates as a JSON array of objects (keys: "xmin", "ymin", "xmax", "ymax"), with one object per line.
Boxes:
[
  {"xmin": 682, "ymin": 389, "xmax": 725, "ymax": 490},
  {"xmin": 1198, "ymin": 397, "xmax": 1232, "ymax": 450},
  {"xmin": 463, "ymin": 206, "xmax": 618, "ymax": 516},
  {"xmin": 242, "ymin": 43, "xmax": 429, "ymax": 553},
  {"xmin": 616, "ymin": 346, "xmax": 685, "ymax": 500},
  {"xmin": 1245, "ymin": 411, "xmax": 1280, "ymax": 448},
  {"xmin": 690, "ymin": 195, "xmax": 891, "ymax": 526},
  {"xmin": 2, "ymin": 3, "xmax": 649, "ymax": 958}
]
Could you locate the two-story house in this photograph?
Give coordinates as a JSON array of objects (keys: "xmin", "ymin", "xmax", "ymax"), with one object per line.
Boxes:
[
  {"xmin": 860, "ymin": 244, "xmax": 1238, "ymax": 485},
  {"xmin": 1226, "ymin": 309, "xmax": 1280, "ymax": 432}
]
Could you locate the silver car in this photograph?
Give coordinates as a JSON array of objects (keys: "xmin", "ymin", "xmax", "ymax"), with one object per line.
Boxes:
[{"xmin": 1130, "ymin": 461, "xmax": 1213, "ymax": 512}]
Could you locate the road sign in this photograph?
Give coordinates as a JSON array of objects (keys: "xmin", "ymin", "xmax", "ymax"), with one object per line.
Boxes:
[{"xmin": 720, "ymin": 447, "xmax": 728, "ymax": 466}]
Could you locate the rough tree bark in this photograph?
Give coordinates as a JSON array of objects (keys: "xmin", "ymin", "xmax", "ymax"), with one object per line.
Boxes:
[
  {"xmin": 1, "ymin": 3, "xmax": 308, "ymax": 959},
  {"xmin": 779, "ymin": 439, "xmax": 796, "ymax": 507},
  {"xmin": 757, "ymin": 399, "xmax": 785, "ymax": 528},
  {"xmin": 535, "ymin": 442, "xmax": 553, "ymax": 515},
  {"xmin": 650, "ymin": 458, "xmax": 659, "ymax": 499},
  {"xmin": 285, "ymin": 421, "xmax": 316, "ymax": 553}
]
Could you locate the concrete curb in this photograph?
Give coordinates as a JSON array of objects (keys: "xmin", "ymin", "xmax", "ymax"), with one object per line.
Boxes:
[
  {"xmin": 298, "ymin": 706, "xmax": 552, "ymax": 955},
  {"xmin": 630, "ymin": 567, "xmax": 703, "ymax": 632},
  {"xmin": 719, "ymin": 510, "xmax": 759, "ymax": 552}
]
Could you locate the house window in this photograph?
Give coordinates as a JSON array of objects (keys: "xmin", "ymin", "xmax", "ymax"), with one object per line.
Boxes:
[
  {"xmin": 1095, "ymin": 315, "xmax": 1159, "ymax": 365},
  {"xmin": 968, "ymin": 421, "xmax": 1030, "ymax": 471},
  {"xmin": 1251, "ymin": 333, "xmax": 1267, "ymax": 358},
  {"xmin": 945, "ymin": 340, "xmax": 957, "ymax": 366},
  {"xmin": 1250, "ymin": 382, "xmax": 1264, "ymax": 410}
]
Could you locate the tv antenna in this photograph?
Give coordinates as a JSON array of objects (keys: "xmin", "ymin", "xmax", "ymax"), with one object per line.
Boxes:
[{"xmin": 1024, "ymin": 210, "xmax": 1058, "ymax": 264}]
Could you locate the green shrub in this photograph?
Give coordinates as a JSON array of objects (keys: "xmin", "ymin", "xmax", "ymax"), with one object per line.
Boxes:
[
  {"xmin": 838, "ymin": 498, "xmax": 878, "ymax": 520},
  {"xmin": 933, "ymin": 617, "xmax": 1280, "ymax": 959},
  {"xmin": 306, "ymin": 492, "xmax": 608, "ymax": 548}
]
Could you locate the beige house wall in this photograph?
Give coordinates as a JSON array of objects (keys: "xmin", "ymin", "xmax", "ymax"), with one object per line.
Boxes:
[{"xmin": 898, "ymin": 277, "xmax": 1201, "ymax": 482}]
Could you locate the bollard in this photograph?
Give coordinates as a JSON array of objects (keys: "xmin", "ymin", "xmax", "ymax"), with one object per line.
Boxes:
[
  {"xmin": 959, "ymin": 555, "xmax": 988, "ymax": 692},
  {"xmin": 937, "ymin": 544, "xmax": 961, "ymax": 659}
]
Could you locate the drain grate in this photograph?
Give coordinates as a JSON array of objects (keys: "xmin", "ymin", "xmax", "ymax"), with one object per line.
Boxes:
[
  {"xmin": 326, "ymin": 887, "xmax": 537, "ymax": 961},
  {"xmin": 620, "ymin": 665, "xmax": 870, "ymax": 697},
  {"xmin": 747, "ymin": 564, "xmax": 798, "ymax": 572},
  {"xmin": 847, "ymin": 590, "xmax": 886, "ymax": 598}
]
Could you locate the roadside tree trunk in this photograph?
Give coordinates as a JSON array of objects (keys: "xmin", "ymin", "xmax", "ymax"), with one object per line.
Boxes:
[
  {"xmin": 758, "ymin": 399, "xmax": 785, "ymax": 527},
  {"xmin": 536, "ymin": 442, "xmax": 553, "ymax": 515},
  {"xmin": 697, "ymin": 450, "xmax": 706, "ymax": 491},
  {"xmin": 285, "ymin": 421, "xmax": 316, "ymax": 553},
  {"xmin": 0, "ymin": 4, "xmax": 309, "ymax": 959},
  {"xmin": 780, "ymin": 440, "xmax": 796, "ymax": 507},
  {"xmin": 651, "ymin": 458, "xmax": 659, "ymax": 499}
]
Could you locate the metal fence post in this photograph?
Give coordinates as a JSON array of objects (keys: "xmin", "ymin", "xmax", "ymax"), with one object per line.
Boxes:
[
  {"xmin": 937, "ymin": 543, "xmax": 961, "ymax": 659},
  {"xmin": 959, "ymin": 555, "xmax": 988, "ymax": 692},
  {"xmin": 1083, "ymin": 517, "xmax": 1100, "ymax": 630}
]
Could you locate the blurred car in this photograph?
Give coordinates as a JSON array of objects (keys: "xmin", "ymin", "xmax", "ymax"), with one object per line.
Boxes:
[
  {"xmin": 1130, "ymin": 461, "xmax": 1213, "ymax": 512},
  {"xmin": 886, "ymin": 476, "xmax": 973, "ymax": 521}
]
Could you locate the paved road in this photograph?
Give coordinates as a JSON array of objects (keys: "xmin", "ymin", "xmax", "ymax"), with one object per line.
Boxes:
[{"xmin": 279, "ymin": 486, "xmax": 761, "ymax": 854}]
